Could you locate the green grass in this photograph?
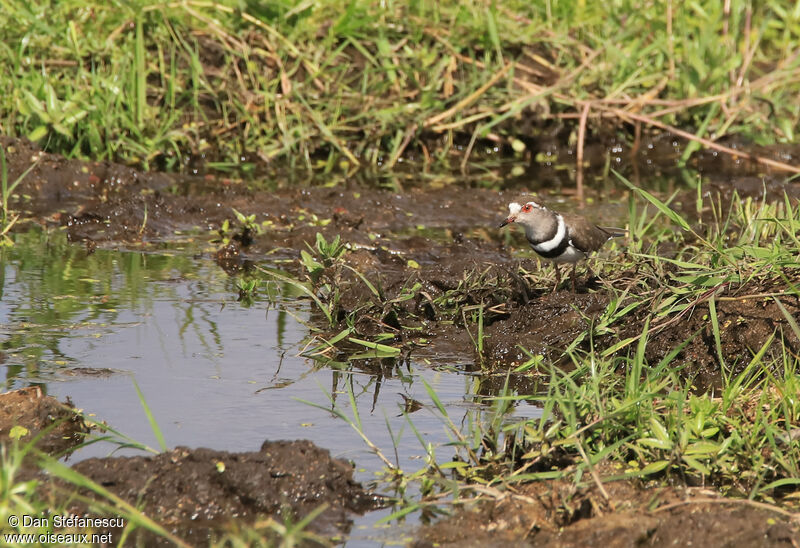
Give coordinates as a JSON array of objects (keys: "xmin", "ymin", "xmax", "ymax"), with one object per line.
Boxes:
[
  {"xmin": 482, "ymin": 335, "xmax": 800, "ymax": 498},
  {"xmin": 1, "ymin": 0, "xmax": 799, "ymax": 173}
]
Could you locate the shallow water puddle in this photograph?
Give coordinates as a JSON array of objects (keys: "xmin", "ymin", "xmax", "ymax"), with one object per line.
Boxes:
[{"xmin": 0, "ymin": 229, "xmax": 541, "ymax": 542}]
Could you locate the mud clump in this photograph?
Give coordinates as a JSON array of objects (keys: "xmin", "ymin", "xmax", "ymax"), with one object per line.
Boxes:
[
  {"xmin": 63, "ymin": 440, "xmax": 381, "ymax": 543},
  {"xmin": 0, "ymin": 387, "xmax": 91, "ymax": 457}
]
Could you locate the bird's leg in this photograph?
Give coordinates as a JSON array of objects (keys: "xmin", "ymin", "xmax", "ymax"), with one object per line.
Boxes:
[
  {"xmin": 571, "ymin": 263, "xmax": 577, "ymax": 292},
  {"xmin": 509, "ymin": 262, "xmax": 530, "ymax": 304},
  {"xmin": 552, "ymin": 264, "xmax": 561, "ymax": 293}
]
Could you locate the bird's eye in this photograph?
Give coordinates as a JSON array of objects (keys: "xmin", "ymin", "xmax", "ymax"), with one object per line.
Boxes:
[{"xmin": 522, "ymin": 204, "xmax": 532, "ymax": 212}]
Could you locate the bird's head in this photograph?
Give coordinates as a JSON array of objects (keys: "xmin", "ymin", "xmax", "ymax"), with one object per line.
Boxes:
[{"xmin": 499, "ymin": 201, "xmax": 549, "ymax": 229}]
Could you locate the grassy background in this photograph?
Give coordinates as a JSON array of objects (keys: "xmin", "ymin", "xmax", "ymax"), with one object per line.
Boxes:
[{"xmin": 0, "ymin": 0, "xmax": 799, "ymax": 173}]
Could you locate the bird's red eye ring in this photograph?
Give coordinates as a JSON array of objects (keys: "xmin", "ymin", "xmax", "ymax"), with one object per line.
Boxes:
[{"xmin": 522, "ymin": 204, "xmax": 532, "ymax": 213}]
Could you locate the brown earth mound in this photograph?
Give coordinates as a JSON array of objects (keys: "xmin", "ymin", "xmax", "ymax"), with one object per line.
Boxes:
[
  {"xmin": 55, "ymin": 440, "xmax": 382, "ymax": 544},
  {"xmin": 0, "ymin": 387, "xmax": 91, "ymax": 457}
]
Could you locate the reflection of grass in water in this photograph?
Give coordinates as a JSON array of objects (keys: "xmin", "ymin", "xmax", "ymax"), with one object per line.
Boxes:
[{"xmin": 0, "ymin": 229, "xmax": 235, "ymax": 388}]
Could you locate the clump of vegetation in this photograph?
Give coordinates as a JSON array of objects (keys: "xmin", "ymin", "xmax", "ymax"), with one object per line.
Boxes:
[
  {"xmin": 235, "ymin": 277, "xmax": 260, "ymax": 305},
  {"xmin": 216, "ymin": 209, "xmax": 270, "ymax": 247}
]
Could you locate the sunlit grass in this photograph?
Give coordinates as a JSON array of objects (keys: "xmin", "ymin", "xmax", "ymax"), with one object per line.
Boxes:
[{"xmin": 1, "ymin": 0, "xmax": 799, "ymax": 172}]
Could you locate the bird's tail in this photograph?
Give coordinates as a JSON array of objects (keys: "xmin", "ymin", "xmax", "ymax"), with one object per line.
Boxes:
[{"xmin": 601, "ymin": 227, "xmax": 628, "ymax": 238}]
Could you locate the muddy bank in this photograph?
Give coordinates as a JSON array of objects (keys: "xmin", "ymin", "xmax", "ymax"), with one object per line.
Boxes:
[
  {"xmin": 0, "ymin": 387, "xmax": 90, "ymax": 457},
  {"xmin": 4, "ymin": 135, "xmax": 800, "ymax": 545},
  {"xmin": 413, "ymin": 476, "xmax": 800, "ymax": 547},
  {"xmin": 482, "ymin": 272, "xmax": 800, "ymax": 387},
  {"xmin": 4, "ymin": 135, "xmax": 800, "ymax": 383}
]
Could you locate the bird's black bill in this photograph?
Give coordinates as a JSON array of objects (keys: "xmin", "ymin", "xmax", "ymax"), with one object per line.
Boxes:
[{"xmin": 499, "ymin": 218, "xmax": 512, "ymax": 228}]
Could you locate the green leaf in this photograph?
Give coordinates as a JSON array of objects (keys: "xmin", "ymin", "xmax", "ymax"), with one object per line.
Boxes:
[
  {"xmin": 685, "ymin": 441, "xmax": 720, "ymax": 456},
  {"xmin": 773, "ymin": 297, "xmax": 800, "ymax": 341},
  {"xmin": 38, "ymin": 456, "xmax": 188, "ymax": 547},
  {"xmin": 650, "ymin": 417, "xmax": 671, "ymax": 443},
  {"xmin": 132, "ymin": 376, "xmax": 167, "ymax": 452},
  {"xmin": 672, "ymin": 274, "xmax": 728, "ymax": 287},
  {"xmin": 348, "ymin": 337, "xmax": 401, "ymax": 355},
  {"xmin": 601, "ymin": 335, "xmax": 640, "ymax": 357},
  {"xmin": 639, "ymin": 460, "xmax": 670, "ymax": 475},
  {"xmin": 638, "ymin": 437, "xmax": 673, "ymax": 450},
  {"xmin": 300, "ymin": 249, "xmax": 323, "ymax": 274},
  {"xmin": 27, "ymin": 126, "xmax": 49, "ymax": 142},
  {"xmin": 61, "ymin": 105, "xmax": 89, "ymax": 126},
  {"xmin": 344, "ymin": 265, "xmax": 381, "ymax": 299},
  {"xmin": 22, "ymin": 90, "xmax": 48, "ymax": 119},
  {"xmin": 52, "ymin": 122, "xmax": 74, "ymax": 139},
  {"xmin": 45, "ymin": 82, "xmax": 58, "ymax": 114},
  {"xmin": 708, "ymin": 296, "xmax": 725, "ymax": 372},
  {"xmin": 506, "ymin": 470, "xmax": 565, "ymax": 482},
  {"xmin": 375, "ymin": 502, "xmax": 420, "ymax": 524},
  {"xmin": 349, "ymin": 349, "xmax": 400, "ymax": 360},
  {"xmin": 324, "ymin": 328, "xmax": 351, "ymax": 346},
  {"xmin": 439, "ymin": 461, "xmax": 470, "ymax": 470},
  {"xmin": 421, "ymin": 377, "xmax": 447, "ymax": 417},
  {"xmin": 681, "ymin": 455, "xmax": 711, "ymax": 475},
  {"xmin": 759, "ymin": 478, "xmax": 800, "ymax": 492}
]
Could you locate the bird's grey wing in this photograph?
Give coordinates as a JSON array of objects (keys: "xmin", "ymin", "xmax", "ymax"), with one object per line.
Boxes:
[{"xmin": 562, "ymin": 214, "xmax": 615, "ymax": 253}]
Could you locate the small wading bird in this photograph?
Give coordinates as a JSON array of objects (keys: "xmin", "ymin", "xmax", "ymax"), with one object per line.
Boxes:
[{"xmin": 499, "ymin": 200, "xmax": 625, "ymax": 292}]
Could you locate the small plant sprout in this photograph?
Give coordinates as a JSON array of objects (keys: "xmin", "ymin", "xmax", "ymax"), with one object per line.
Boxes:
[{"xmin": 236, "ymin": 277, "xmax": 259, "ymax": 305}]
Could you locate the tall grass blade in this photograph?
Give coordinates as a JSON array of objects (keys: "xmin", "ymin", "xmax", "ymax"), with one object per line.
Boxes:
[
  {"xmin": 773, "ymin": 297, "xmax": 800, "ymax": 341},
  {"xmin": 421, "ymin": 378, "xmax": 448, "ymax": 417},
  {"xmin": 135, "ymin": 15, "xmax": 146, "ymax": 129},
  {"xmin": 131, "ymin": 376, "xmax": 167, "ymax": 452},
  {"xmin": 613, "ymin": 169, "xmax": 691, "ymax": 231},
  {"xmin": 707, "ymin": 297, "xmax": 726, "ymax": 374},
  {"xmin": 38, "ymin": 455, "xmax": 191, "ymax": 548}
]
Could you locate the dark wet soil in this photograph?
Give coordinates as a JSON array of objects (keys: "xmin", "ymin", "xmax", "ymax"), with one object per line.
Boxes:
[
  {"xmin": 413, "ymin": 474, "xmax": 800, "ymax": 547},
  {"xmin": 62, "ymin": 441, "xmax": 381, "ymax": 545},
  {"xmin": 621, "ymin": 276, "xmax": 800, "ymax": 388},
  {"xmin": 4, "ymin": 135, "xmax": 800, "ymax": 543},
  {"xmin": 484, "ymin": 291, "xmax": 609, "ymax": 364}
]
